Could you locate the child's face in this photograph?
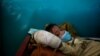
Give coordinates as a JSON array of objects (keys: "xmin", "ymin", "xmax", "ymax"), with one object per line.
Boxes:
[{"xmin": 51, "ymin": 26, "xmax": 60, "ymax": 36}]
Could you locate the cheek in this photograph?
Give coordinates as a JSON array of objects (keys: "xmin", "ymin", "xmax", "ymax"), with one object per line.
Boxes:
[
  {"xmin": 52, "ymin": 30, "xmax": 56, "ymax": 34},
  {"xmin": 56, "ymin": 31, "xmax": 60, "ymax": 35},
  {"xmin": 56, "ymin": 28, "xmax": 60, "ymax": 33},
  {"xmin": 52, "ymin": 29, "xmax": 56, "ymax": 34}
]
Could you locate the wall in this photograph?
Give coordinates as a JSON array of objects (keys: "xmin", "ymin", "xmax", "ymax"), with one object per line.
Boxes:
[{"xmin": 2, "ymin": 0, "xmax": 100, "ymax": 56}]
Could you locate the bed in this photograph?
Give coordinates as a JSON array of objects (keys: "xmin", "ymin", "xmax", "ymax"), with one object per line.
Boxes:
[
  {"xmin": 16, "ymin": 23, "xmax": 100, "ymax": 56},
  {"xmin": 15, "ymin": 29, "xmax": 100, "ymax": 56}
]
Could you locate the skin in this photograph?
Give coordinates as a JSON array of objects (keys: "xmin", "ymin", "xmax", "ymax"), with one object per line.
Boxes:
[{"xmin": 51, "ymin": 26, "xmax": 65, "ymax": 38}]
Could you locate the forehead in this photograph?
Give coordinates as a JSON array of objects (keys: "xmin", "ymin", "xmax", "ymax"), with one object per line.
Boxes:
[
  {"xmin": 53, "ymin": 26, "xmax": 59, "ymax": 28},
  {"xmin": 52, "ymin": 26, "xmax": 60, "ymax": 30}
]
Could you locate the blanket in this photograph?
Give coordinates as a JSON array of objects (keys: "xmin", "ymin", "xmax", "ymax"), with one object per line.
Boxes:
[{"xmin": 73, "ymin": 38, "xmax": 100, "ymax": 56}]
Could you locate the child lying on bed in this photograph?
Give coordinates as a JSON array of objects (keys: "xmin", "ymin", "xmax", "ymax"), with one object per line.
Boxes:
[
  {"xmin": 28, "ymin": 29, "xmax": 76, "ymax": 56},
  {"xmin": 45, "ymin": 24, "xmax": 80, "ymax": 45},
  {"xmin": 45, "ymin": 23, "xmax": 100, "ymax": 56}
]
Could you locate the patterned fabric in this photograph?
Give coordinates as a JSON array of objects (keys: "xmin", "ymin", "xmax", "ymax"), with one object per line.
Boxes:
[
  {"xmin": 73, "ymin": 38, "xmax": 100, "ymax": 56},
  {"xmin": 62, "ymin": 37, "xmax": 100, "ymax": 56},
  {"xmin": 59, "ymin": 42, "xmax": 76, "ymax": 56}
]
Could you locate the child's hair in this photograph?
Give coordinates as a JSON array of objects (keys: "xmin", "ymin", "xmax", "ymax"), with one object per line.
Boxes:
[{"xmin": 45, "ymin": 24, "xmax": 57, "ymax": 32}]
